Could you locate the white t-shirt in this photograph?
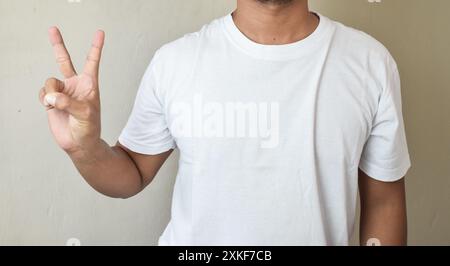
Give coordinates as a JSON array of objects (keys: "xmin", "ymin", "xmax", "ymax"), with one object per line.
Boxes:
[{"xmin": 119, "ymin": 13, "xmax": 411, "ymax": 246}]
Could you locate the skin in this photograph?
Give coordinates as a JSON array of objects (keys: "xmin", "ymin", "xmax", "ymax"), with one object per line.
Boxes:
[
  {"xmin": 235, "ymin": 0, "xmax": 319, "ymax": 45},
  {"xmin": 39, "ymin": 28, "xmax": 172, "ymax": 199},
  {"xmin": 39, "ymin": 0, "xmax": 407, "ymax": 245},
  {"xmin": 359, "ymin": 170, "xmax": 407, "ymax": 245}
]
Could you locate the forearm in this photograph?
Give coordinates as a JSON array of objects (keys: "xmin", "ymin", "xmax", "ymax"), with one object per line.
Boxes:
[
  {"xmin": 68, "ymin": 139, "xmax": 143, "ymax": 199},
  {"xmin": 41, "ymin": 28, "xmax": 171, "ymax": 199},
  {"xmin": 360, "ymin": 196, "xmax": 407, "ymax": 246}
]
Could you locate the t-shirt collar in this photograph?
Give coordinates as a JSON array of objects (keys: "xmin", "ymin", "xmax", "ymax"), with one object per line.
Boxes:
[{"xmin": 222, "ymin": 12, "xmax": 332, "ymax": 61}]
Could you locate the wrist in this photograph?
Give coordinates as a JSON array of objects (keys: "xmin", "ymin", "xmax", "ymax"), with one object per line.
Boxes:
[{"xmin": 67, "ymin": 138, "xmax": 105, "ymax": 164}]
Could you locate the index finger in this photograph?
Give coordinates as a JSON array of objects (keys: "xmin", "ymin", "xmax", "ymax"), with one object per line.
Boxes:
[{"xmin": 48, "ymin": 27, "xmax": 77, "ymax": 78}]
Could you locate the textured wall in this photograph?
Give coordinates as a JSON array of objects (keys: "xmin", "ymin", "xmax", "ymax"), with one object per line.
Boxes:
[{"xmin": 0, "ymin": 0, "xmax": 448, "ymax": 245}]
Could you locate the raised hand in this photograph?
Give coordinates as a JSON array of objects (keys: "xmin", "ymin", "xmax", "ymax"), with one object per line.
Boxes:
[{"xmin": 39, "ymin": 27, "xmax": 105, "ymax": 154}]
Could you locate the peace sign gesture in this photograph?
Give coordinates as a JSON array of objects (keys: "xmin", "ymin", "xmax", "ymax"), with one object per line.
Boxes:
[{"xmin": 39, "ymin": 27, "xmax": 105, "ymax": 154}]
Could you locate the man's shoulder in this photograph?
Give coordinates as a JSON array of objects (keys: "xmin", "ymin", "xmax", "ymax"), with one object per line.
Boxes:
[
  {"xmin": 154, "ymin": 16, "xmax": 225, "ymax": 64},
  {"xmin": 327, "ymin": 16, "xmax": 395, "ymax": 64}
]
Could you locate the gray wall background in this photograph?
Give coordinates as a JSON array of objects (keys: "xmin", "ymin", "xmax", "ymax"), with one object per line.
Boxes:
[{"xmin": 0, "ymin": 0, "xmax": 448, "ymax": 245}]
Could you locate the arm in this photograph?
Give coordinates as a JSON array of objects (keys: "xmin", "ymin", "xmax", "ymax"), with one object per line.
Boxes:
[
  {"xmin": 40, "ymin": 27, "xmax": 171, "ymax": 199},
  {"xmin": 358, "ymin": 169, "xmax": 407, "ymax": 246},
  {"xmin": 68, "ymin": 141, "xmax": 172, "ymax": 199}
]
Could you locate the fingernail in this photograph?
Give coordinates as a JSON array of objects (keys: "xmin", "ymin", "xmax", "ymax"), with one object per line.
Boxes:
[{"xmin": 45, "ymin": 94, "xmax": 56, "ymax": 106}]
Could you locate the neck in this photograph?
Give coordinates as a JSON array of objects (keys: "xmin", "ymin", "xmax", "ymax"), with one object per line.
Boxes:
[{"xmin": 233, "ymin": 0, "xmax": 319, "ymax": 45}]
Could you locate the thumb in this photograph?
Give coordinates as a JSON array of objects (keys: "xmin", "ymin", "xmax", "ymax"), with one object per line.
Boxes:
[{"xmin": 45, "ymin": 93, "xmax": 87, "ymax": 119}]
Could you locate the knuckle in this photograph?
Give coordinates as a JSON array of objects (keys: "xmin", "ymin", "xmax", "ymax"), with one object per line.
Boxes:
[
  {"xmin": 44, "ymin": 77, "xmax": 59, "ymax": 91},
  {"xmin": 44, "ymin": 77, "xmax": 63, "ymax": 93},
  {"xmin": 45, "ymin": 77, "xmax": 57, "ymax": 86},
  {"xmin": 56, "ymin": 56, "xmax": 71, "ymax": 64},
  {"xmin": 38, "ymin": 88, "xmax": 46, "ymax": 104},
  {"xmin": 86, "ymin": 55, "xmax": 99, "ymax": 64}
]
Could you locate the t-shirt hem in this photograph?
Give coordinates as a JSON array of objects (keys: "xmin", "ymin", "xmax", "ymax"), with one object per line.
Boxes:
[
  {"xmin": 358, "ymin": 157, "xmax": 411, "ymax": 182},
  {"xmin": 118, "ymin": 135, "xmax": 176, "ymax": 156}
]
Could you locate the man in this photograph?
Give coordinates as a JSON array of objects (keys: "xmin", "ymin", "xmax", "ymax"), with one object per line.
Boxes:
[{"xmin": 39, "ymin": 0, "xmax": 410, "ymax": 246}]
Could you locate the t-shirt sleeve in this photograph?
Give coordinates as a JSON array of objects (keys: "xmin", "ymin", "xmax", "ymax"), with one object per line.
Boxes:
[
  {"xmin": 359, "ymin": 56, "xmax": 411, "ymax": 182},
  {"xmin": 118, "ymin": 55, "xmax": 176, "ymax": 155}
]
